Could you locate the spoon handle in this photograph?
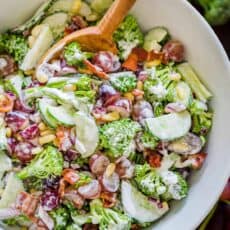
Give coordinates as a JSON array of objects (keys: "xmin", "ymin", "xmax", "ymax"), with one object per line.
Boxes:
[{"xmin": 98, "ymin": 0, "xmax": 136, "ymax": 38}]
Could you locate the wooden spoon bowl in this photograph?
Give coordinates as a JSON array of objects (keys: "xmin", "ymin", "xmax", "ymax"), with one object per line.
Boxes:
[{"xmin": 37, "ymin": 0, "xmax": 136, "ymax": 65}]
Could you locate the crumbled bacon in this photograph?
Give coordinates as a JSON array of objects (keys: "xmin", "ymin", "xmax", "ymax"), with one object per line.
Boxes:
[
  {"xmin": 100, "ymin": 191, "xmax": 117, "ymax": 208},
  {"xmin": 147, "ymin": 151, "xmax": 162, "ymax": 168},
  {"xmin": 0, "ymin": 54, "xmax": 17, "ymax": 77},
  {"xmin": 15, "ymin": 192, "xmax": 39, "ymax": 217}
]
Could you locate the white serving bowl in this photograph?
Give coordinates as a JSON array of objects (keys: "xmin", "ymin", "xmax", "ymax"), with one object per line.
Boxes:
[{"xmin": 0, "ymin": 0, "xmax": 230, "ymax": 229}]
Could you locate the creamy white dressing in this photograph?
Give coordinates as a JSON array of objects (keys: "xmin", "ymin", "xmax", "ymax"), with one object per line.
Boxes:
[
  {"xmin": 161, "ymin": 171, "xmax": 178, "ymax": 185},
  {"xmin": 149, "ymin": 82, "xmax": 167, "ymax": 99},
  {"xmin": 118, "ymin": 40, "xmax": 138, "ymax": 59}
]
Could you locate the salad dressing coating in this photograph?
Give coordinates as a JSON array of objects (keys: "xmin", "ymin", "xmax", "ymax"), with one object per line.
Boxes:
[{"xmin": 0, "ymin": 0, "xmax": 212, "ymax": 229}]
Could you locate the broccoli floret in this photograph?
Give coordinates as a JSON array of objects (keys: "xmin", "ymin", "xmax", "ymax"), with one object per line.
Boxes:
[
  {"xmin": 99, "ymin": 119, "xmax": 141, "ymax": 158},
  {"xmin": 75, "ymin": 75, "xmax": 94, "ymax": 91},
  {"xmin": 113, "ymin": 15, "xmax": 144, "ymax": 60},
  {"xmin": 17, "ymin": 146, "xmax": 63, "ymax": 179},
  {"xmin": 144, "ymin": 65, "xmax": 177, "ymax": 103},
  {"xmin": 189, "ymin": 99, "xmax": 213, "ymax": 135},
  {"xmin": 140, "ymin": 131, "xmax": 159, "ymax": 150},
  {"xmin": 50, "ymin": 207, "xmax": 70, "ymax": 230},
  {"xmin": 153, "ymin": 102, "xmax": 164, "ymax": 117},
  {"xmin": 160, "ymin": 171, "xmax": 188, "ymax": 201},
  {"xmin": 197, "ymin": 0, "xmax": 230, "ymax": 25},
  {"xmin": 71, "ymin": 211, "xmax": 93, "ymax": 226},
  {"xmin": 135, "ymin": 164, "xmax": 167, "ymax": 198},
  {"xmin": 75, "ymin": 172, "xmax": 92, "ymax": 188},
  {"xmin": 63, "ymin": 42, "xmax": 92, "ymax": 67},
  {"xmin": 109, "ymin": 72, "xmax": 137, "ymax": 93},
  {"xmin": 0, "ymin": 33, "xmax": 29, "ymax": 64},
  {"xmin": 90, "ymin": 199, "xmax": 131, "ymax": 230},
  {"xmin": 75, "ymin": 90, "xmax": 96, "ymax": 102},
  {"xmin": 75, "ymin": 75, "xmax": 100, "ymax": 102},
  {"xmin": 3, "ymin": 215, "xmax": 31, "ymax": 227},
  {"xmin": 66, "ymin": 224, "xmax": 81, "ymax": 230}
]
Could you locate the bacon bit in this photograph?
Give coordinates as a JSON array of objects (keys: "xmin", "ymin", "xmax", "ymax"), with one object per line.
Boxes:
[
  {"xmin": 122, "ymin": 53, "xmax": 138, "ymax": 71},
  {"xmin": 62, "ymin": 168, "xmax": 80, "ymax": 185},
  {"xmin": 148, "ymin": 152, "xmax": 162, "ymax": 168},
  {"xmin": 100, "ymin": 191, "xmax": 117, "ymax": 208},
  {"xmin": 0, "ymin": 93, "xmax": 14, "ymax": 113},
  {"xmin": 58, "ymin": 178, "xmax": 66, "ymax": 198},
  {"xmin": 0, "ymin": 54, "xmax": 17, "ymax": 77},
  {"xmin": 124, "ymin": 47, "xmax": 164, "ymax": 67},
  {"xmin": 15, "ymin": 192, "xmax": 39, "ymax": 217},
  {"xmin": 83, "ymin": 60, "xmax": 109, "ymax": 79},
  {"xmin": 132, "ymin": 89, "xmax": 144, "ymax": 97},
  {"xmin": 65, "ymin": 16, "xmax": 88, "ymax": 35},
  {"xmin": 189, "ymin": 153, "xmax": 207, "ymax": 169},
  {"xmin": 132, "ymin": 47, "xmax": 149, "ymax": 61}
]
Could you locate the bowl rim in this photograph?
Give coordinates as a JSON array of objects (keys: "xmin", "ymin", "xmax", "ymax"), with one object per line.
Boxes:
[{"xmin": 162, "ymin": 0, "xmax": 230, "ymax": 228}]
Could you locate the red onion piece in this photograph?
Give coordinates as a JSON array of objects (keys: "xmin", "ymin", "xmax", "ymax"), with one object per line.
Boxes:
[
  {"xmin": 14, "ymin": 142, "xmax": 34, "ymax": 163},
  {"xmin": 5, "ymin": 111, "xmax": 30, "ymax": 132},
  {"xmin": 0, "ymin": 208, "xmax": 20, "ymax": 220},
  {"xmin": 93, "ymin": 52, "xmax": 121, "ymax": 73},
  {"xmin": 99, "ymin": 84, "xmax": 120, "ymax": 106},
  {"xmin": 14, "ymin": 99, "xmax": 34, "ymax": 113},
  {"xmin": 20, "ymin": 124, "xmax": 39, "ymax": 140},
  {"xmin": 165, "ymin": 102, "xmax": 186, "ymax": 113},
  {"xmin": 37, "ymin": 205, "xmax": 54, "ymax": 230}
]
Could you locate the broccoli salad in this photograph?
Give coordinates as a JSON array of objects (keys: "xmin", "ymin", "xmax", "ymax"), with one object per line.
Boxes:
[{"xmin": 0, "ymin": 0, "xmax": 213, "ymax": 229}]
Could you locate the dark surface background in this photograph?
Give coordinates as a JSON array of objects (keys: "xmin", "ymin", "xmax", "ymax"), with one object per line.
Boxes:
[{"xmin": 213, "ymin": 22, "xmax": 230, "ymax": 57}]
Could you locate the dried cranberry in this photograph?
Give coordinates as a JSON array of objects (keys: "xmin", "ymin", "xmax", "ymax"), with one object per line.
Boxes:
[
  {"xmin": 20, "ymin": 124, "xmax": 39, "ymax": 140},
  {"xmin": 41, "ymin": 190, "xmax": 59, "ymax": 211},
  {"xmin": 14, "ymin": 142, "xmax": 34, "ymax": 163},
  {"xmin": 64, "ymin": 149, "xmax": 78, "ymax": 162},
  {"xmin": 43, "ymin": 176, "xmax": 60, "ymax": 190},
  {"xmin": 5, "ymin": 111, "xmax": 29, "ymax": 132}
]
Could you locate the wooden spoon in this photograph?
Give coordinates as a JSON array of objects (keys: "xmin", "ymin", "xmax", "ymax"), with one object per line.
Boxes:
[{"xmin": 38, "ymin": 0, "xmax": 136, "ymax": 66}]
